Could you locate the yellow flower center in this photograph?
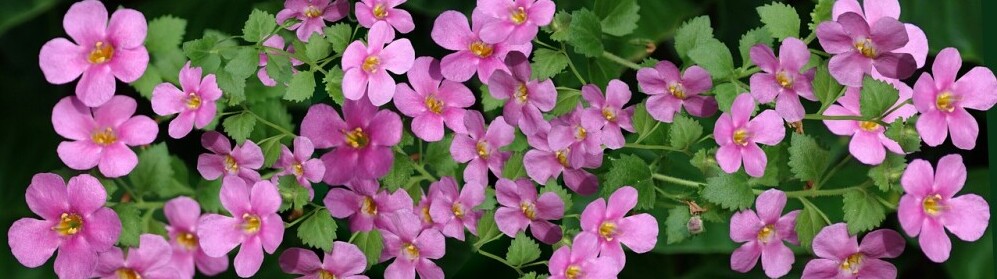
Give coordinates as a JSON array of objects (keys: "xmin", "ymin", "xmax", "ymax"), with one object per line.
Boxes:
[
  {"xmin": 520, "ymin": 201, "xmax": 537, "ymax": 220},
  {"xmin": 185, "ymin": 92, "xmax": 202, "ymax": 110},
  {"xmin": 116, "ymin": 268, "xmax": 142, "ymax": 279},
  {"xmin": 510, "ymin": 7, "xmax": 528, "ymax": 25},
  {"xmin": 757, "ymin": 224, "xmax": 775, "ymax": 243},
  {"xmin": 575, "ymin": 126, "xmax": 587, "ymax": 141},
  {"xmin": 668, "ymin": 84, "xmax": 687, "ymax": 100},
  {"xmin": 425, "ymin": 95, "xmax": 444, "ymax": 114},
  {"xmin": 345, "ymin": 127, "xmax": 369, "ymax": 149},
  {"xmin": 177, "ymin": 231, "xmax": 199, "ymax": 251},
  {"xmin": 854, "ymin": 39, "xmax": 877, "ymax": 58},
  {"xmin": 304, "ymin": 5, "xmax": 322, "ymax": 18},
  {"xmin": 922, "ymin": 194, "xmax": 943, "ymax": 216},
  {"xmin": 242, "ymin": 213, "xmax": 261, "ymax": 234},
  {"xmin": 599, "ymin": 221, "xmax": 617, "ymax": 241},
  {"xmin": 470, "ymin": 41, "xmax": 494, "ymax": 58},
  {"xmin": 732, "ymin": 128, "xmax": 749, "ymax": 146},
  {"xmin": 372, "ymin": 3, "xmax": 388, "ymax": 20},
  {"xmin": 565, "ymin": 265, "xmax": 582, "ymax": 279},
  {"xmin": 52, "ymin": 213, "xmax": 83, "ymax": 236},
  {"xmin": 776, "ymin": 71, "xmax": 794, "ymax": 89},
  {"xmin": 555, "ymin": 149, "xmax": 570, "ymax": 167},
  {"xmin": 452, "ymin": 202, "xmax": 465, "ymax": 219},
  {"xmin": 91, "ymin": 127, "xmax": 118, "ymax": 146},
  {"xmin": 421, "ymin": 205, "xmax": 433, "ymax": 223},
  {"xmin": 476, "ymin": 141, "xmax": 490, "ymax": 159},
  {"xmin": 936, "ymin": 91, "xmax": 956, "ymax": 112},
  {"xmin": 601, "ymin": 107, "xmax": 617, "ymax": 122},
  {"xmin": 361, "ymin": 196, "xmax": 378, "ymax": 216},
  {"xmin": 87, "ymin": 41, "xmax": 114, "ymax": 64},
  {"xmin": 292, "ymin": 162, "xmax": 304, "ymax": 176},
  {"xmin": 840, "ymin": 253, "xmax": 864, "ymax": 275},
  {"xmin": 859, "ymin": 121, "xmax": 880, "ymax": 132},
  {"xmin": 318, "ymin": 270, "xmax": 337, "ymax": 279},
  {"xmin": 362, "ymin": 56, "xmax": 381, "ymax": 73},
  {"xmin": 224, "ymin": 155, "xmax": 239, "ymax": 174},
  {"xmin": 403, "ymin": 242, "xmax": 420, "ymax": 260},
  {"xmin": 514, "ymin": 83, "xmax": 529, "ymax": 103}
]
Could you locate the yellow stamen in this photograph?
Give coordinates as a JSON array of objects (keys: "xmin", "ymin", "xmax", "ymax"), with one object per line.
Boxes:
[
  {"xmin": 224, "ymin": 155, "xmax": 239, "ymax": 174},
  {"xmin": 421, "ymin": 205, "xmax": 433, "ymax": 223},
  {"xmin": 292, "ymin": 162, "xmax": 304, "ymax": 176},
  {"xmin": 242, "ymin": 213, "xmax": 261, "ymax": 234},
  {"xmin": 304, "ymin": 5, "xmax": 322, "ymax": 18},
  {"xmin": 936, "ymin": 91, "xmax": 956, "ymax": 112},
  {"xmin": 510, "ymin": 7, "xmax": 527, "ymax": 25},
  {"xmin": 372, "ymin": 3, "xmax": 388, "ymax": 20},
  {"xmin": 185, "ymin": 93, "xmax": 202, "ymax": 110},
  {"xmin": 757, "ymin": 224, "xmax": 775, "ymax": 243},
  {"xmin": 87, "ymin": 41, "xmax": 114, "ymax": 64},
  {"xmin": 91, "ymin": 127, "xmax": 117, "ymax": 146},
  {"xmin": 840, "ymin": 253, "xmax": 864, "ymax": 275},
  {"xmin": 854, "ymin": 39, "xmax": 877, "ymax": 58},
  {"xmin": 425, "ymin": 95, "xmax": 444, "ymax": 114},
  {"xmin": 452, "ymin": 202, "xmax": 465, "ymax": 219},
  {"xmin": 345, "ymin": 127, "xmax": 369, "ymax": 149},
  {"xmin": 520, "ymin": 201, "xmax": 537, "ymax": 220},
  {"xmin": 362, "ymin": 56, "xmax": 380, "ymax": 73},
  {"xmin": 923, "ymin": 194, "xmax": 943, "ymax": 216},
  {"xmin": 476, "ymin": 141, "xmax": 490, "ymax": 159},
  {"xmin": 776, "ymin": 71, "xmax": 793, "ymax": 89},
  {"xmin": 575, "ymin": 126, "xmax": 587, "ymax": 140},
  {"xmin": 565, "ymin": 265, "xmax": 582, "ymax": 279},
  {"xmin": 732, "ymin": 129, "xmax": 749, "ymax": 146},
  {"xmin": 403, "ymin": 242, "xmax": 420, "ymax": 259},
  {"xmin": 859, "ymin": 121, "xmax": 880, "ymax": 132},
  {"xmin": 514, "ymin": 83, "xmax": 529, "ymax": 103},
  {"xmin": 470, "ymin": 41, "xmax": 494, "ymax": 58},
  {"xmin": 361, "ymin": 196, "xmax": 378, "ymax": 216},
  {"xmin": 318, "ymin": 270, "xmax": 337, "ymax": 279},
  {"xmin": 601, "ymin": 107, "xmax": 617, "ymax": 122},
  {"xmin": 599, "ymin": 221, "xmax": 617, "ymax": 241},
  {"xmin": 177, "ymin": 232, "xmax": 198, "ymax": 251},
  {"xmin": 555, "ymin": 149, "xmax": 570, "ymax": 167},
  {"xmin": 668, "ymin": 84, "xmax": 687, "ymax": 100},
  {"xmin": 116, "ymin": 268, "xmax": 142, "ymax": 279},
  {"xmin": 52, "ymin": 213, "xmax": 83, "ymax": 236}
]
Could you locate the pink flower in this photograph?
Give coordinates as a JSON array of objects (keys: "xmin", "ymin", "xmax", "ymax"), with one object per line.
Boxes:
[
  {"xmin": 152, "ymin": 62, "xmax": 222, "ymax": 139},
  {"xmin": 416, "ymin": 190, "xmax": 437, "ymax": 229},
  {"xmin": 8, "ymin": 173, "xmax": 121, "ymax": 279},
  {"xmin": 301, "ymin": 99, "xmax": 402, "ymax": 185},
  {"xmin": 164, "ymin": 197, "xmax": 228, "ymax": 278},
  {"xmin": 487, "ymin": 52, "xmax": 555, "ymax": 135},
  {"xmin": 53, "ymin": 96, "xmax": 158, "ymax": 178},
  {"xmin": 579, "ymin": 186, "xmax": 658, "ymax": 268},
  {"xmin": 379, "ymin": 211, "xmax": 446, "ymax": 279},
  {"xmin": 749, "ymin": 38, "xmax": 817, "ymax": 122},
  {"xmin": 831, "ymin": 0, "xmax": 929, "ymax": 71},
  {"xmin": 802, "ymin": 223, "xmax": 905, "ymax": 279},
  {"xmin": 549, "ymin": 107, "xmax": 604, "ymax": 158},
  {"xmin": 729, "ymin": 189, "xmax": 799, "ymax": 278},
  {"xmin": 356, "ymin": 0, "xmax": 415, "ymax": 34},
  {"xmin": 39, "ymin": 0, "xmax": 148, "ymax": 107},
  {"xmin": 196, "ymin": 131, "xmax": 264, "ymax": 183},
  {"xmin": 428, "ymin": 177, "xmax": 485, "ymax": 240},
  {"xmin": 548, "ymin": 233, "xmax": 620, "ymax": 279},
  {"xmin": 279, "ymin": 243, "xmax": 370, "ymax": 279},
  {"xmin": 450, "ymin": 111, "xmax": 514, "ymax": 185},
  {"xmin": 898, "ymin": 154, "xmax": 990, "ymax": 263},
  {"xmin": 94, "ymin": 234, "xmax": 180, "ymax": 279},
  {"xmin": 276, "ymin": 137, "xmax": 327, "ymax": 196},
  {"xmin": 342, "ymin": 22, "xmax": 415, "ymax": 106},
  {"xmin": 476, "ymin": 0, "xmax": 556, "ymax": 44},
  {"xmin": 431, "ymin": 10, "xmax": 533, "ymax": 82},
  {"xmin": 816, "ymin": 11, "xmax": 916, "ymax": 87},
  {"xmin": 913, "ymin": 48, "xmax": 997, "ymax": 150},
  {"xmin": 714, "ymin": 94, "xmax": 785, "ymax": 177},
  {"xmin": 580, "ymin": 80, "xmax": 636, "ymax": 149},
  {"xmin": 277, "ymin": 0, "xmax": 350, "ymax": 42},
  {"xmin": 393, "ymin": 56, "xmax": 475, "ymax": 141},
  {"xmin": 257, "ymin": 36, "xmax": 304, "ymax": 87},
  {"xmin": 636, "ymin": 60, "xmax": 717, "ymax": 122},
  {"xmin": 494, "ymin": 178, "xmax": 564, "ymax": 244},
  {"xmin": 823, "ymin": 83, "xmax": 915, "ymax": 165},
  {"xmin": 198, "ymin": 177, "xmax": 285, "ymax": 278},
  {"xmin": 325, "ymin": 180, "xmax": 414, "ymax": 232},
  {"xmin": 524, "ymin": 126, "xmax": 601, "ymax": 195}
]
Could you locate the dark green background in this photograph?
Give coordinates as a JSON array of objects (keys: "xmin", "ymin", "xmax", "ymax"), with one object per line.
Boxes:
[{"xmin": 0, "ymin": 0, "xmax": 991, "ymax": 278}]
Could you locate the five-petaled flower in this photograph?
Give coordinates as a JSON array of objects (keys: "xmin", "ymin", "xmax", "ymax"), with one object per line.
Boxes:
[
  {"xmin": 197, "ymin": 131, "xmax": 265, "ymax": 184},
  {"xmin": 356, "ymin": 0, "xmax": 415, "ymax": 34},
  {"xmin": 431, "ymin": 10, "xmax": 533, "ymax": 83},
  {"xmin": 636, "ymin": 60, "xmax": 717, "ymax": 122},
  {"xmin": 450, "ymin": 111, "xmax": 515, "ymax": 185},
  {"xmin": 487, "ymin": 52, "xmax": 556, "ymax": 135},
  {"xmin": 429, "ymin": 177, "xmax": 485, "ymax": 240},
  {"xmin": 579, "ymin": 186, "xmax": 659, "ymax": 268},
  {"xmin": 830, "ymin": 0, "xmax": 929, "ymax": 77},
  {"xmin": 279, "ymin": 243, "xmax": 370, "ymax": 279},
  {"xmin": 277, "ymin": 0, "xmax": 350, "ymax": 42},
  {"xmin": 714, "ymin": 93, "xmax": 785, "ymax": 177},
  {"xmin": 394, "ymin": 56, "xmax": 475, "ymax": 142},
  {"xmin": 342, "ymin": 21, "xmax": 415, "ymax": 106},
  {"xmin": 823, "ymin": 82, "xmax": 916, "ymax": 165},
  {"xmin": 749, "ymin": 37, "xmax": 817, "ymax": 122},
  {"xmin": 548, "ymin": 233, "xmax": 621, "ymax": 279},
  {"xmin": 325, "ymin": 179, "xmax": 414, "ymax": 232},
  {"xmin": 379, "ymin": 210, "xmax": 447, "ymax": 279},
  {"xmin": 913, "ymin": 48, "xmax": 997, "ymax": 150},
  {"xmin": 275, "ymin": 136, "xmax": 327, "ymax": 198},
  {"xmin": 729, "ymin": 189, "xmax": 800, "ymax": 278},
  {"xmin": 476, "ymin": 0, "xmax": 556, "ymax": 44},
  {"xmin": 802, "ymin": 223, "xmax": 905, "ymax": 279},
  {"xmin": 198, "ymin": 177, "xmax": 285, "ymax": 278},
  {"xmin": 524, "ymin": 125, "xmax": 602, "ymax": 195},
  {"xmin": 301, "ymin": 98, "xmax": 403, "ymax": 185},
  {"xmin": 152, "ymin": 62, "xmax": 222, "ymax": 139},
  {"xmin": 164, "ymin": 196, "xmax": 229, "ymax": 278},
  {"xmin": 494, "ymin": 178, "xmax": 565, "ymax": 244},
  {"xmin": 94, "ymin": 234, "xmax": 181, "ymax": 279},
  {"xmin": 53, "ymin": 95, "xmax": 159, "ymax": 178},
  {"xmin": 579, "ymin": 80, "xmax": 636, "ymax": 150},
  {"xmin": 816, "ymin": 9, "xmax": 917, "ymax": 87}
]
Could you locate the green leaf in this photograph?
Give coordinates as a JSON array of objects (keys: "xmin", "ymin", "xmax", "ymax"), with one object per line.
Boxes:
[
  {"xmin": 474, "ymin": 211, "xmax": 501, "ymax": 249},
  {"xmin": 787, "ymin": 133, "xmax": 829, "ymax": 182},
  {"xmin": 242, "ymin": 9, "xmax": 277, "ymax": 43},
  {"xmin": 751, "ymin": 145, "xmax": 783, "ymax": 187},
  {"xmin": 305, "ymin": 34, "xmax": 331, "ymax": 62},
  {"xmin": 261, "ymin": 137, "xmax": 284, "ymax": 168},
  {"xmin": 324, "ymin": 66, "xmax": 345, "ymax": 105},
  {"xmin": 506, "ymin": 232, "xmax": 542, "ymax": 267},
  {"xmin": 353, "ymin": 230, "xmax": 384, "ymax": 269},
  {"xmin": 674, "ymin": 16, "xmax": 714, "ymax": 61},
  {"xmin": 702, "ymin": 173, "xmax": 753, "ymax": 210},
  {"xmin": 503, "ymin": 152, "xmax": 526, "ymax": 180},
  {"xmin": 737, "ymin": 28, "xmax": 772, "ymax": 66},
  {"xmin": 566, "ymin": 9, "xmax": 604, "ymax": 57},
  {"xmin": 297, "ymin": 210, "xmax": 338, "ymax": 251},
  {"xmin": 669, "ymin": 115, "xmax": 703, "ymax": 150},
  {"xmin": 885, "ymin": 116, "xmax": 921, "ymax": 153},
  {"xmin": 812, "ymin": 62, "xmax": 844, "ymax": 110},
  {"xmin": 325, "ymin": 23, "xmax": 353, "ymax": 54},
  {"xmin": 133, "ymin": 67, "xmax": 163, "ymax": 99},
  {"xmin": 688, "ymin": 39, "xmax": 734, "ymax": 79},
  {"xmin": 712, "ymin": 83, "xmax": 740, "ymax": 112},
  {"xmin": 285, "ymin": 71, "xmax": 316, "ymax": 102},
  {"xmin": 113, "ymin": 203, "xmax": 141, "ymax": 247},
  {"xmin": 548, "ymin": 11, "xmax": 572, "ymax": 42},
  {"xmin": 634, "ymin": 180, "xmax": 657, "ymax": 210},
  {"xmin": 691, "ymin": 148, "xmax": 719, "ymax": 175},
  {"xmin": 480, "ymin": 85, "xmax": 504, "ymax": 113},
  {"xmin": 183, "ymin": 37, "xmax": 221, "ymax": 72},
  {"xmin": 266, "ymin": 53, "xmax": 294, "ymax": 85},
  {"xmin": 796, "ymin": 200, "xmax": 828, "ymax": 249},
  {"xmin": 597, "ymin": 0, "xmax": 640, "ymax": 36},
  {"xmin": 277, "ymin": 175, "xmax": 310, "ymax": 212},
  {"xmin": 869, "ymin": 154, "xmax": 907, "ymax": 193},
  {"xmin": 382, "ymin": 155, "xmax": 414, "ymax": 191},
  {"xmin": 531, "ymin": 48, "xmax": 569, "ymax": 80},
  {"xmin": 223, "ymin": 112, "xmax": 256, "ymax": 143},
  {"xmin": 810, "ymin": 0, "xmax": 836, "ymax": 31},
  {"xmin": 541, "ymin": 181, "xmax": 574, "ymax": 212},
  {"xmin": 665, "ymin": 206, "xmax": 692, "ymax": 244},
  {"xmin": 631, "ymin": 102, "xmax": 656, "ymax": 136},
  {"xmin": 196, "ymin": 179, "xmax": 223, "ymax": 213},
  {"xmin": 550, "ymin": 88, "xmax": 581, "ymax": 116},
  {"xmin": 217, "ymin": 72, "xmax": 247, "ymax": 105},
  {"xmin": 842, "ymin": 189, "xmax": 887, "ymax": 234},
  {"xmin": 859, "ymin": 77, "xmax": 900, "ymax": 118},
  {"xmin": 146, "ymin": 16, "xmax": 187, "ymax": 55},
  {"xmin": 422, "ymin": 135, "xmax": 458, "ymax": 177},
  {"xmin": 129, "ymin": 144, "xmax": 176, "ymax": 198},
  {"xmin": 225, "ymin": 47, "xmax": 259, "ymax": 80},
  {"xmin": 602, "ymin": 154, "xmax": 652, "ymax": 196},
  {"xmin": 519, "ymin": 272, "xmax": 540, "ymax": 279},
  {"xmin": 757, "ymin": 2, "xmax": 801, "ymax": 39}
]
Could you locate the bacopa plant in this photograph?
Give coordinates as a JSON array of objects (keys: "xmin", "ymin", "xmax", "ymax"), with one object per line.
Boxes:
[{"xmin": 8, "ymin": 0, "xmax": 994, "ymax": 278}]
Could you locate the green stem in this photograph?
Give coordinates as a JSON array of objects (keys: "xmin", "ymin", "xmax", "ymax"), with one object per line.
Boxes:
[
  {"xmin": 555, "ymin": 86, "xmax": 580, "ymax": 92},
  {"xmin": 394, "ymin": 146, "xmax": 437, "ymax": 181},
  {"xmin": 243, "ymin": 109, "xmax": 296, "ymax": 136},
  {"xmin": 348, "ymin": 232, "xmax": 359, "ymax": 243},
  {"xmin": 521, "ymin": 261, "xmax": 549, "ymax": 268},
  {"xmin": 116, "ymin": 178, "xmax": 143, "ymax": 203},
  {"xmin": 817, "ymin": 154, "xmax": 852, "ymax": 189},
  {"xmin": 764, "ymin": 186, "xmax": 862, "ymax": 198},
  {"xmin": 652, "ymin": 174, "xmax": 706, "ymax": 188},
  {"xmin": 623, "ymin": 143, "xmax": 688, "ymax": 154},
  {"xmin": 817, "ymin": 87, "xmax": 848, "ymax": 115},
  {"xmin": 532, "ymin": 39, "xmax": 558, "ymax": 50},
  {"xmin": 284, "ymin": 208, "xmax": 317, "ymax": 228},
  {"xmin": 803, "ymin": 32, "xmax": 817, "ymax": 45},
  {"xmin": 798, "ymin": 197, "xmax": 832, "ymax": 225},
  {"xmin": 634, "ymin": 122, "xmax": 661, "ymax": 144},
  {"xmin": 478, "ymin": 250, "xmax": 522, "ymax": 275},
  {"xmin": 601, "ymin": 51, "xmax": 641, "ymax": 70},
  {"xmin": 878, "ymin": 99, "xmax": 914, "ymax": 121},
  {"xmin": 563, "ymin": 46, "xmax": 587, "ymax": 84}
]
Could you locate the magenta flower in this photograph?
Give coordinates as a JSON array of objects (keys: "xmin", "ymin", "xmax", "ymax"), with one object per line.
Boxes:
[
  {"xmin": 494, "ymin": 178, "xmax": 564, "ymax": 244},
  {"xmin": 416, "ymin": 189, "xmax": 437, "ymax": 229},
  {"xmin": 823, "ymin": 83, "xmax": 915, "ymax": 165},
  {"xmin": 94, "ymin": 234, "xmax": 180, "ymax": 279},
  {"xmin": 152, "ymin": 62, "xmax": 222, "ymax": 139},
  {"xmin": 802, "ymin": 223, "xmax": 905, "ymax": 279},
  {"xmin": 325, "ymin": 180, "xmax": 414, "ymax": 232},
  {"xmin": 277, "ymin": 0, "xmax": 350, "ymax": 42},
  {"xmin": 524, "ymin": 126, "xmax": 601, "ymax": 195},
  {"xmin": 831, "ymin": 0, "xmax": 929, "ymax": 71},
  {"xmin": 379, "ymin": 211, "xmax": 446, "ymax": 279},
  {"xmin": 488, "ymin": 52, "xmax": 556, "ymax": 135},
  {"xmin": 164, "ymin": 197, "xmax": 228, "ymax": 278},
  {"xmin": 356, "ymin": 0, "xmax": 415, "ymax": 34},
  {"xmin": 38, "ymin": 0, "xmax": 148, "ymax": 107},
  {"xmin": 8, "ymin": 173, "xmax": 121, "ymax": 279},
  {"xmin": 580, "ymin": 80, "xmax": 636, "ymax": 149},
  {"xmin": 275, "ymin": 137, "xmax": 327, "ymax": 196},
  {"xmin": 53, "ymin": 96, "xmax": 158, "ymax": 178},
  {"xmin": 549, "ymin": 107, "xmax": 604, "ymax": 158},
  {"xmin": 548, "ymin": 233, "xmax": 620, "ymax": 279},
  {"xmin": 394, "ymin": 56, "xmax": 475, "ymax": 141},
  {"xmin": 729, "ymin": 189, "xmax": 800, "ymax": 278},
  {"xmin": 913, "ymin": 48, "xmax": 997, "ymax": 150},
  {"xmin": 636, "ymin": 60, "xmax": 717, "ymax": 122},
  {"xmin": 279, "ymin": 243, "xmax": 369, "ymax": 279},
  {"xmin": 431, "ymin": 10, "xmax": 533, "ymax": 82},
  {"xmin": 816, "ymin": 11, "xmax": 916, "ymax": 87},
  {"xmin": 257, "ymin": 36, "xmax": 304, "ymax": 87},
  {"xmin": 301, "ymin": 99, "xmax": 402, "ymax": 185},
  {"xmin": 450, "ymin": 111, "xmax": 514, "ymax": 184},
  {"xmin": 196, "ymin": 131, "xmax": 264, "ymax": 183},
  {"xmin": 579, "ymin": 186, "xmax": 658, "ymax": 268},
  {"xmin": 476, "ymin": 0, "xmax": 556, "ymax": 44},
  {"xmin": 427, "ymin": 178, "xmax": 485, "ymax": 240},
  {"xmin": 749, "ymin": 37, "xmax": 817, "ymax": 122},
  {"xmin": 898, "ymin": 154, "xmax": 990, "ymax": 263},
  {"xmin": 198, "ymin": 177, "xmax": 285, "ymax": 278},
  {"xmin": 714, "ymin": 94, "xmax": 785, "ymax": 177},
  {"xmin": 342, "ymin": 22, "xmax": 415, "ymax": 106}
]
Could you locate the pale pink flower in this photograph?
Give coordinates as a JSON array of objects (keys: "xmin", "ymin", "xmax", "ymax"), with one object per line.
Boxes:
[
  {"xmin": 431, "ymin": 10, "xmax": 533, "ymax": 82},
  {"xmin": 549, "ymin": 106, "xmax": 604, "ymax": 157},
  {"xmin": 476, "ymin": 0, "xmax": 556, "ymax": 44},
  {"xmin": 579, "ymin": 186, "xmax": 658, "ymax": 268},
  {"xmin": 729, "ymin": 189, "xmax": 800, "ymax": 278},
  {"xmin": 196, "ymin": 131, "xmax": 264, "ymax": 183},
  {"xmin": 94, "ymin": 234, "xmax": 181, "ymax": 279},
  {"xmin": 487, "ymin": 52, "xmax": 555, "ymax": 135},
  {"xmin": 749, "ymin": 37, "xmax": 817, "ymax": 122},
  {"xmin": 524, "ymin": 126, "xmax": 601, "ymax": 195},
  {"xmin": 548, "ymin": 233, "xmax": 620, "ymax": 279},
  {"xmin": 428, "ymin": 177, "xmax": 485, "ymax": 240},
  {"xmin": 324, "ymin": 180, "xmax": 414, "ymax": 232},
  {"xmin": 342, "ymin": 22, "xmax": 415, "ymax": 106},
  {"xmin": 379, "ymin": 211, "xmax": 446, "ymax": 279},
  {"xmin": 275, "ymin": 137, "xmax": 327, "ymax": 197},
  {"xmin": 636, "ymin": 60, "xmax": 717, "ymax": 122},
  {"xmin": 823, "ymin": 82, "xmax": 916, "ymax": 165},
  {"xmin": 152, "ymin": 62, "xmax": 222, "ymax": 139},
  {"xmin": 579, "ymin": 80, "xmax": 636, "ymax": 149},
  {"xmin": 494, "ymin": 178, "xmax": 564, "ymax": 244},
  {"xmin": 356, "ymin": 0, "xmax": 415, "ymax": 34},
  {"xmin": 393, "ymin": 56, "xmax": 475, "ymax": 141},
  {"xmin": 450, "ymin": 111, "xmax": 514, "ymax": 185},
  {"xmin": 802, "ymin": 223, "xmax": 905, "ymax": 279},
  {"xmin": 277, "ymin": 0, "xmax": 350, "ymax": 42},
  {"xmin": 53, "ymin": 96, "xmax": 158, "ymax": 178},
  {"xmin": 301, "ymin": 99, "xmax": 402, "ymax": 185},
  {"xmin": 714, "ymin": 94, "xmax": 785, "ymax": 177},
  {"xmin": 198, "ymin": 177, "xmax": 285, "ymax": 278},
  {"xmin": 913, "ymin": 48, "xmax": 997, "ymax": 150},
  {"xmin": 164, "ymin": 197, "xmax": 228, "ymax": 278},
  {"xmin": 279, "ymin": 243, "xmax": 370, "ymax": 279}
]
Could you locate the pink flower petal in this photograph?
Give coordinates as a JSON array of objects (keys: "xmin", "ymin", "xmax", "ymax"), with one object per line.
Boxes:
[
  {"xmin": 918, "ymin": 220, "xmax": 951, "ymax": 263},
  {"xmin": 261, "ymin": 214, "xmax": 285, "ymax": 253},
  {"xmin": 412, "ymin": 114, "xmax": 445, "ymax": 142},
  {"xmin": 66, "ymin": 174, "xmax": 106, "ymax": 215},
  {"xmin": 234, "ymin": 237, "xmax": 264, "ymax": 277},
  {"xmin": 97, "ymin": 143, "xmax": 138, "ymax": 177},
  {"xmin": 779, "ymin": 37, "xmax": 810, "ymax": 72},
  {"xmin": 898, "ymin": 195, "xmax": 924, "ymax": 236},
  {"xmin": 947, "ymin": 108, "xmax": 979, "ymax": 150},
  {"xmin": 106, "ymin": 8, "xmax": 147, "ymax": 49},
  {"xmin": 860, "ymin": 229, "xmax": 906, "ymax": 259},
  {"xmin": 760, "ymin": 241, "xmax": 794, "ymax": 278},
  {"xmin": 529, "ymin": 219, "xmax": 562, "ymax": 245},
  {"xmin": 741, "ymin": 143, "xmax": 767, "ymax": 178},
  {"xmin": 39, "ymin": 38, "xmax": 87, "ymax": 84},
  {"xmin": 801, "ymin": 258, "xmax": 842, "ymax": 279},
  {"xmin": 197, "ymin": 214, "xmax": 242, "ymax": 258},
  {"xmin": 747, "ymin": 110, "xmax": 785, "ymax": 145},
  {"xmin": 754, "ymin": 189, "xmax": 787, "ymax": 224},
  {"xmin": 645, "ymin": 94, "xmax": 679, "ymax": 123},
  {"xmin": 932, "ymin": 48, "xmax": 962, "ymax": 89},
  {"xmin": 54, "ymin": 236, "xmax": 98, "ymax": 279},
  {"xmin": 26, "ymin": 173, "xmax": 69, "ymax": 220},
  {"xmin": 117, "ymin": 116, "xmax": 158, "ymax": 145},
  {"xmin": 750, "ymin": 45, "xmax": 779, "ymax": 73},
  {"xmin": 863, "ymin": 0, "xmax": 900, "ymax": 23},
  {"xmin": 52, "ymin": 96, "xmax": 96, "ymax": 142},
  {"xmin": 915, "ymin": 110, "xmax": 947, "ymax": 147},
  {"xmin": 432, "ymin": 11, "xmax": 474, "ymax": 51},
  {"xmin": 618, "ymin": 213, "xmax": 658, "ymax": 253},
  {"xmin": 77, "ymin": 67, "xmax": 116, "ymax": 107},
  {"xmin": 954, "ymin": 67, "xmax": 997, "ymax": 111},
  {"xmin": 822, "ymin": 105, "xmax": 859, "ymax": 136},
  {"xmin": 857, "ymin": 258, "xmax": 898, "ymax": 279},
  {"xmin": 812, "ymin": 223, "xmax": 857, "ymax": 260},
  {"xmin": 829, "ymin": 51, "xmax": 871, "ymax": 88},
  {"xmin": 278, "ymin": 248, "xmax": 321, "ymax": 275},
  {"xmin": 716, "ymin": 144, "xmax": 742, "ymax": 174},
  {"xmin": 8, "ymin": 218, "xmax": 60, "ymax": 267},
  {"xmin": 63, "ymin": 0, "xmax": 108, "ymax": 44},
  {"xmin": 749, "ymin": 74, "xmax": 781, "ymax": 103},
  {"xmin": 164, "ymin": 197, "xmax": 200, "ymax": 231},
  {"xmin": 730, "ymin": 241, "xmax": 761, "ymax": 273},
  {"xmin": 108, "ymin": 47, "xmax": 149, "ymax": 83},
  {"xmin": 932, "ymin": 154, "xmax": 966, "ymax": 198},
  {"xmin": 849, "ymin": 131, "xmax": 886, "ymax": 165},
  {"xmin": 151, "ymin": 83, "xmax": 185, "ymax": 116},
  {"xmin": 816, "ymin": 21, "xmax": 854, "ymax": 54},
  {"xmin": 775, "ymin": 92, "xmax": 806, "ymax": 122},
  {"xmin": 606, "ymin": 186, "xmax": 637, "ymax": 220},
  {"xmin": 942, "ymin": 194, "xmax": 990, "ymax": 242},
  {"xmin": 730, "ymin": 210, "xmax": 761, "ymax": 243},
  {"xmin": 58, "ymin": 141, "xmax": 102, "ymax": 171}
]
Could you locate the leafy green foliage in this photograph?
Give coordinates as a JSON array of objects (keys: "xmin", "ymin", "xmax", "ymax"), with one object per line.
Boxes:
[
  {"xmin": 242, "ymin": 9, "xmax": 276, "ymax": 43},
  {"xmin": 796, "ymin": 200, "xmax": 828, "ymax": 249},
  {"xmin": 474, "ymin": 211, "xmax": 501, "ymax": 249},
  {"xmin": 669, "ymin": 115, "xmax": 703, "ymax": 150},
  {"xmin": 859, "ymin": 77, "xmax": 900, "ymax": 118},
  {"xmin": 325, "ymin": 24, "xmax": 353, "ymax": 54},
  {"xmin": 674, "ymin": 16, "xmax": 714, "ymax": 62},
  {"xmin": 886, "ymin": 116, "xmax": 922, "ymax": 152},
  {"xmin": 737, "ymin": 28, "xmax": 772, "ymax": 66},
  {"xmin": 550, "ymin": 88, "xmax": 581, "ymax": 116},
  {"xmin": 146, "ymin": 16, "xmax": 187, "ymax": 54},
  {"xmin": 602, "ymin": 154, "xmax": 652, "ymax": 196},
  {"xmin": 422, "ymin": 135, "xmax": 458, "ymax": 177},
  {"xmin": 631, "ymin": 102, "xmax": 656, "ymax": 137},
  {"xmin": 541, "ymin": 181, "xmax": 574, "ymax": 212},
  {"xmin": 298, "ymin": 210, "xmax": 337, "ymax": 251},
  {"xmin": 382, "ymin": 155, "xmax": 415, "ymax": 191},
  {"xmin": 597, "ymin": 0, "xmax": 640, "ymax": 36},
  {"xmin": 788, "ymin": 134, "xmax": 829, "ymax": 182},
  {"xmin": 842, "ymin": 189, "xmax": 887, "ymax": 234},
  {"xmin": 547, "ymin": 11, "xmax": 572, "ymax": 42},
  {"xmin": 503, "ymin": 152, "xmax": 527, "ymax": 180},
  {"xmin": 757, "ymin": 2, "xmax": 801, "ymax": 39},
  {"xmin": 713, "ymin": 83, "xmax": 740, "ymax": 112},
  {"xmin": 260, "ymin": 137, "xmax": 284, "ymax": 168},
  {"xmin": 481, "ymin": 85, "xmax": 504, "ymax": 113},
  {"xmin": 225, "ymin": 47, "xmax": 259, "ymax": 80},
  {"xmin": 810, "ymin": 0, "xmax": 836, "ymax": 31},
  {"xmin": 223, "ymin": 112, "xmax": 257, "ymax": 143},
  {"xmin": 701, "ymin": 173, "xmax": 753, "ymax": 210},
  {"xmin": 531, "ymin": 48, "xmax": 569, "ymax": 80},
  {"xmin": 665, "ymin": 206, "xmax": 692, "ymax": 244},
  {"xmin": 266, "ymin": 53, "xmax": 294, "ymax": 85},
  {"xmin": 506, "ymin": 232, "xmax": 542, "ymax": 267},
  {"xmin": 869, "ymin": 154, "xmax": 907, "ymax": 192},
  {"xmin": 353, "ymin": 230, "xmax": 384, "ymax": 269},
  {"xmin": 566, "ymin": 9, "xmax": 604, "ymax": 57},
  {"xmin": 304, "ymin": 34, "xmax": 331, "ymax": 62},
  {"xmin": 277, "ymin": 176, "xmax": 310, "ymax": 212},
  {"xmin": 751, "ymin": 145, "xmax": 783, "ymax": 187},
  {"xmin": 196, "ymin": 179, "xmax": 223, "ymax": 213},
  {"xmin": 688, "ymin": 39, "xmax": 734, "ymax": 79},
  {"xmin": 130, "ymin": 144, "xmax": 194, "ymax": 198},
  {"xmin": 285, "ymin": 70, "xmax": 316, "ymax": 102},
  {"xmin": 813, "ymin": 62, "xmax": 844, "ymax": 109},
  {"xmin": 113, "ymin": 203, "xmax": 142, "ymax": 247},
  {"xmin": 634, "ymin": 180, "xmax": 656, "ymax": 210},
  {"xmin": 324, "ymin": 66, "xmax": 345, "ymax": 105}
]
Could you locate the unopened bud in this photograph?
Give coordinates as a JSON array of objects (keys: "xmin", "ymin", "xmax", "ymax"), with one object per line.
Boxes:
[{"xmin": 687, "ymin": 215, "xmax": 704, "ymax": 235}]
